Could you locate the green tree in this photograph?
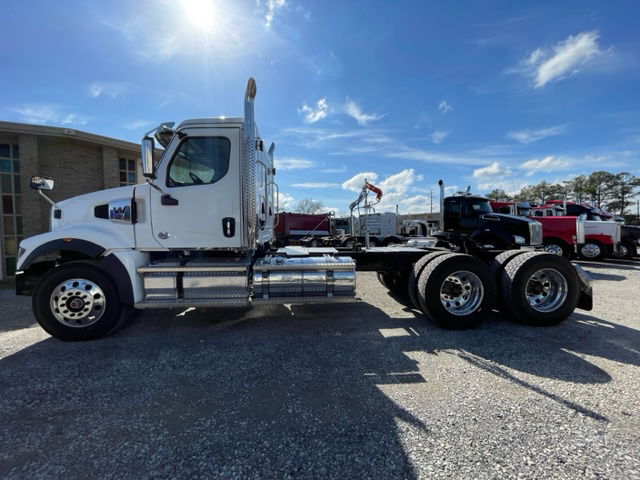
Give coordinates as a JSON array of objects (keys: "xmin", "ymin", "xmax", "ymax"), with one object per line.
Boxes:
[
  {"xmin": 606, "ymin": 172, "xmax": 640, "ymax": 215},
  {"xmin": 295, "ymin": 198, "xmax": 325, "ymax": 214},
  {"xmin": 584, "ymin": 171, "xmax": 616, "ymax": 209},
  {"xmin": 563, "ymin": 175, "xmax": 589, "ymax": 202},
  {"xmin": 514, "ymin": 182, "xmax": 566, "ymax": 204},
  {"xmin": 485, "ymin": 189, "xmax": 512, "ymax": 202}
]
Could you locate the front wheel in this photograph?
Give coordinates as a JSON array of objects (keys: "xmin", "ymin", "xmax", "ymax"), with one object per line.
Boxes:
[
  {"xmin": 578, "ymin": 241, "xmax": 605, "ymax": 260},
  {"xmin": 610, "ymin": 242, "xmax": 635, "ymax": 260},
  {"xmin": 543, "ymin": 240, "xmax": 571, "ymax": 258},
  {"xmin": 32, "ymin": 262, "xmax": 127, "ymax": 341}
]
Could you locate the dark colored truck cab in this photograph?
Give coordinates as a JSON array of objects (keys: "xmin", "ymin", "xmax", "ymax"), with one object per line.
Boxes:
[{"xmin": 434, "ymin": 194, "xmax": 542, "ymax": 253}]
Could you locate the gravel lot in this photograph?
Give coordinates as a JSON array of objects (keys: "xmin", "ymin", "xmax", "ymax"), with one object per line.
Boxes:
[{"xmin": 1, "ymin": 260, "xmax": 639, "ymax": 479}]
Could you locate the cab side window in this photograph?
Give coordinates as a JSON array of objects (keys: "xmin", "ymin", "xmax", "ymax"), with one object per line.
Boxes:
[{"xmin": 167, "ymin": 137, "xmax": 231, "ymax": 187}]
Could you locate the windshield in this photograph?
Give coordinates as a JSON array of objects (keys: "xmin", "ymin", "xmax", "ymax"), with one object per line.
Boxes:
[{"xmin": 468, "ymin": 199, "xmax": 493, "ymax": 214}]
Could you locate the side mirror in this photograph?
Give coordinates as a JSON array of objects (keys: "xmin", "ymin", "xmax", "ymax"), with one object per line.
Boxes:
[
  {"xmin": 141, "ymin": 137, "xmax": 155, "ymax": 178},
  {"xmin": 30, "ymin": 176, "xmax": 54, "ymax": 190}
]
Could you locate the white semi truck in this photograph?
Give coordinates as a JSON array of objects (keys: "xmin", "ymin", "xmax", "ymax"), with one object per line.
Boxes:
[{"xmin": 16, "ymin": 78, "xmax": 593, "ymax": 340}]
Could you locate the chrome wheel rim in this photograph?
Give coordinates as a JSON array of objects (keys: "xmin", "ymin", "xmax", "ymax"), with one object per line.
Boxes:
[
  {"xmin": 525, "ymin": 268, "xmax": 567, "ymax": 313},
  {"xmin": 439, "ymin": 270, "xmax": 484, "ymax": 316},
  {"xmin": 50, "ymin": 278, "xmax": 106, "ymax": 328},
  {"xmin": 580, "ymin": 243, "xmax": 601, "ymax": 258},
  {"xmin": 544, "ymin": 244, "xmax": 564, "ymax": 256}
]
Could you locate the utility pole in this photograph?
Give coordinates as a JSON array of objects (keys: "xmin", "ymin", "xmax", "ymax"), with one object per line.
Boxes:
[{"xmin": 430, "ymin": 190, "xmax": 433, "ymax": 213}]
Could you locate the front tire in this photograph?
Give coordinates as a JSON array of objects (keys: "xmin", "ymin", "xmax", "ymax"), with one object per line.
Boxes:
[
  {"xmin": 610, "ymin": 242, "xmax": 635, "ymax": 260},
  {"xmin": 33, "ymin": 262, "xmax": 126, "ymax": 341},
  {"xmin": 543, "ymin": 240, "xmax": 571, "ymax": 258},
  {"xmin": 579, "ymin": 241, "xmax": 605, "ymax": 260}
]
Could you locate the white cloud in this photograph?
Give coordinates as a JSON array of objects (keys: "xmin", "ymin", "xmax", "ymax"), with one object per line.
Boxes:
[
  {"xmin": 275, "ymin": 156, "xmax": 316, "ymax": 170},
  {"xmin": 341, "ymin": 172, "xmax": 379, "ymax": 192},
  {"xmin": 123, "ymin": 120, "xmax": 154, "ymax": 130},
  {"xmin": 261, "ymin": 0, "xmax": 286, "ymax": 27},
  {"xmin": 378, "ymin": 169, "xmax": 424, "ymax": 196},
  {"xmin": 344, "ymin": 98, "xmax": 384, "ymax": 126},
  {"xmin": 473, "ymin": 161, "xmax": 512, "ymax": 178},
  {"xmin": 278, "ymin": 192, "xmax": 294, "ymax": 210},
  {"xmin": 290, "ymin": 182, "xmax": 340, "ymax": 188},
  {"xmin": 515, "ymin": 31, "xmax": 611, "ymax": 88},
  {"xmin": 507, "ymin": 124, "xmax": 567, "ymax": 144},
  {"xmin": 320, "ymin": 165, "xmax": 347, "ymax": 173},
  {"xmin": 60, "ymin": 114, "xmax": 88, "ymax": 126},
  {"xmin": 89, "ymin": 81, "xmax": 130, "ymax": 99},
  {"xmin": 431, "ymin": 130, "xmax": 450, "ymax": 144},
  {"xmin": 438, "ymin": 100, "xmax": 452, "ymax": 114},
  {"xmin": 519, "ymin": 155, "xmax": 572, "ymax": 176},
  {"xmin": 341, "ymin": 169, "xmax": 429, "ymax": 213},
  {"xmin": 10, "ymin": 104, "xmax": 88, "ymax": 126},
  {"xmin": 298, "ymin": 98, "xmax": 328, "ymax": 123}
]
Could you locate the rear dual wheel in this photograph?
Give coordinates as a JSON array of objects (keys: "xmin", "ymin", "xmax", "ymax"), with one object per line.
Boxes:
[
  {"xmin": 377, "ymin": 272, "xmax": 409, "ymax": 300},
  {"xmin": 498, "ymin": 252, "xmax": 579, "ymax": 326},
  {"xmin": 414, "ymin": 253, "xmax": 496, "ymax": 330},
  {"xmin": 405, "ymin": 250, "xmax": 580, "ymax": 329}
]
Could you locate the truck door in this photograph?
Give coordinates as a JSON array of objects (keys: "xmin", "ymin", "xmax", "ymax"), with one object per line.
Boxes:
[{"xmin": 149, "ymin": 127, "xmax": 242, "ymax": 248}]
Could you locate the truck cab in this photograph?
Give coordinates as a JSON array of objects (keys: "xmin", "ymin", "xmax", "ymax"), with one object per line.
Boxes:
[
  {"xmin": 434, "ymin": 188, "xmax": 542, "ymax": 253},
  {"xmin": 545, "ymin": 201, "xmax": 636, "ymax": 259}
]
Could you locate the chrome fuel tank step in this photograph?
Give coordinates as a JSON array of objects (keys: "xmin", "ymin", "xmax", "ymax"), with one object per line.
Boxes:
[
  {"xmin": 252, "ymin": 255, "xmax": 356, "ymax": 303},
  {"xmin": 136, "ymin": 256, "xmax": 252, "ymax": 308}
]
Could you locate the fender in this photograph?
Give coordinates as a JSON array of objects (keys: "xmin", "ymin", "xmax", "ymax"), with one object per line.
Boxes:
[
  {"xmin": 16, "ymin": 238, "xmax": 135, "ymax": 306},
  {"xmin": 469, "ymin": 227, "xmax": 514, "ymax": 248}
]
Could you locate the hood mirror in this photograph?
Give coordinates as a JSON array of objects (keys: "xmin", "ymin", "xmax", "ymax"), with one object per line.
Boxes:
[
  {"xmin": 30, "ymin": 176, "xmax": 54, "ymax": 190},
  {"xmin": 141, "ymin": 137, "xmax": 156, "ymax": 178}
]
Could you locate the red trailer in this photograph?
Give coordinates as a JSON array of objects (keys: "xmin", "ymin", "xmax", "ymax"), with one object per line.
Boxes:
[{"xmin": 274, "ymin": 212, "xmax": 331, "ymax": 246}]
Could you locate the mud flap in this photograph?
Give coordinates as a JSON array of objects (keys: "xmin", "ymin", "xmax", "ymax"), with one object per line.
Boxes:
[{"xmin": 572, "ymin": 263, "xmax": 593, "ymax": 311}]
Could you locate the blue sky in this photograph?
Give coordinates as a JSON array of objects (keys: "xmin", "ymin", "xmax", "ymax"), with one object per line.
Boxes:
[{"xmin": 2, "ymin": 0, "xmax": 640, "ymax": 214}]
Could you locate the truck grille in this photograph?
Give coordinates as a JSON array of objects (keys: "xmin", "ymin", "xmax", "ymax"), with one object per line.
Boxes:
[{"xmin": 529, "ymin": 221, "xmax": 543, "ymax": 245}]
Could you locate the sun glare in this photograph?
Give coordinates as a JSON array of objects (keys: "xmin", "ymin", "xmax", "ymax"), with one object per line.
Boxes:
[{"xmin": 179, "ymin": 0, "xmax": 217, "ymax": 31}]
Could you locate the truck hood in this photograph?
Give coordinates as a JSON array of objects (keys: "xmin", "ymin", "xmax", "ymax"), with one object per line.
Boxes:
[{"xmin": 51, "ymin": 185, "xmax": 137, "ymax": 231}]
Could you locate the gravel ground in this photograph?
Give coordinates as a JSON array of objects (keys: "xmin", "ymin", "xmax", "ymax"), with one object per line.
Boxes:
[{"xmin": 0, "ymin": 259, "xmax": 639, "ymax": 479}]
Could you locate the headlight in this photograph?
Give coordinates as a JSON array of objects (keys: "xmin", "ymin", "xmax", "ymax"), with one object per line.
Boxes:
[{"xmin": 513, "ymin": 235, "xmax": 526, "ymax": 244}]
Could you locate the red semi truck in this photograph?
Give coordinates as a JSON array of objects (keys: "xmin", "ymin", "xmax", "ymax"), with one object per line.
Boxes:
[{"xmin": 490, "ymin": 202, "xmax": 620, "ymax": 259}]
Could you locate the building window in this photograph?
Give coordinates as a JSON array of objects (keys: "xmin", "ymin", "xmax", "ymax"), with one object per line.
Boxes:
[
  {"xmin": 119, "ymin": 157, "xmax": 138, "ymax": 186},
  {"xmin": 0, "ymin": 142, "xmax": 21, "ymax": 277}
]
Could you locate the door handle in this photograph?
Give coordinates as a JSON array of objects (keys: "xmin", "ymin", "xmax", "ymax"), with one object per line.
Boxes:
[{"xmin": 161, "ymin": 194, "xmax": 179, "ymax": 206}]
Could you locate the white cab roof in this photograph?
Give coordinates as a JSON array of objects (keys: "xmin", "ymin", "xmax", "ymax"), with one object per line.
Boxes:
[{"xmin": 177, "ymin": 117, "xmax": 244, "ymax": 129}]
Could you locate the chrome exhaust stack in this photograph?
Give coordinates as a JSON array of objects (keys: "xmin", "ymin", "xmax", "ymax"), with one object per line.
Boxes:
[
  {"xmin": 438, "ymin": 179, "xmax": 445, "ymax": 231},
  {"xmin": 244, "ymin": 77, "xmax": 257, "ymax": 140}
]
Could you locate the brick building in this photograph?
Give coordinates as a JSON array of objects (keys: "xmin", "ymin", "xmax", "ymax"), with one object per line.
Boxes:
[{"xmin": 0, "ymin": 121, "xmax": 142, "ymax": 279}]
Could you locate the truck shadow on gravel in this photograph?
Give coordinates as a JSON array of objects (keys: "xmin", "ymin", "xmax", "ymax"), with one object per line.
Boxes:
[{"xmin": 1, "ymin": 301, "xmax": 638, "ymax": 478}]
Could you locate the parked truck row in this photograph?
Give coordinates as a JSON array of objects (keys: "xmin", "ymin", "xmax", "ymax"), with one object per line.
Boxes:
[{"xmin": 16, "ymin": 78, "xmax": 593, "ymax": 341}]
